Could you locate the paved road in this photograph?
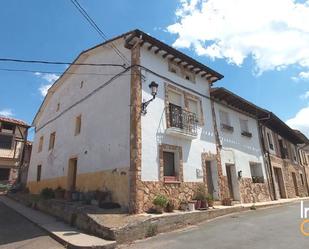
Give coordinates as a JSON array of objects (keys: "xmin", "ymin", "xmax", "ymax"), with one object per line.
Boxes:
[
  {"xmin": 0, "ymin": 202, "xmax": 63, "ymax": 249},
  {"xmin": 122, "ymin": 201, "xmax": 309, "ymax": 249}
]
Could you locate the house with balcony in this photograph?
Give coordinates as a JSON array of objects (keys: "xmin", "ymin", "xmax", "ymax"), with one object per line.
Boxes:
[
  {"xmin": 0, "ymin": 116, "xmax": 30, "ymax": 184},
  {"xmin": 27, "ymin": 29, "xmax": 226, "ymax": 213},
  {"xmin": 27, "ymin": 29, "xmax": 308, "ymax": 213}
]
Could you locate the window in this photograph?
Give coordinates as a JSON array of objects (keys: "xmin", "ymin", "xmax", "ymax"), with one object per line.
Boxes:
[
  {"xmin": 240, "ymin": 119, "xmax": 252, "ymax": 137},
  {"xmin": 37, "ymin": 165, "xmax": 42, "ymax": 182},
  {"xmin": 56, "ymin": 103, "xmax": 60, "ymax": 112},
  {"xmin": 38, "ymin": 136, "xmax": 44, "ymax": 152},
  {"xmin": 75, "ymin": 115, "xmax": 82, "ymax": 136},
  {"xmin": 163, "ymin": 151, "xmax": 177, "ymax": 181},
  {"xmin": 0, "ymin": 123, "xmax": 15, "ymax": 134},
  {"xmin": 48, "ymin": 132, "xmax": 56, "ymax": 150},
  {"xmin": 250, "ymin": 162, "xmax": 264, "ymax": 183},
  {"xmin": 300, "ymin": 173, "xmax": 305, "ymax": 185},
  {"xmin": 0, "ymin": 134, "xmax": 13, "ymax": 149},
  {"xmin": 187, "ymin": 98, "xmax": 200, "ymax": 121},
  {"xmin": 292, "ymin": 145, "xmax": 298, "ymax": 162},
  {"xmin": 267, "ymin": 132, "xmax": 274, "ymax": 150},
  {"xmin": 219, "ymin": 110, "xmax": 233, "ymax": 131}
]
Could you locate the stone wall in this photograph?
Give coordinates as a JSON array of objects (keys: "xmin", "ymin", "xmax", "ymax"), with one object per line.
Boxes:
[
  {"xmin": 239, "ymin": 178, "xmax": 271, "ymax": 203},
  {"xmin": 282, "ymin": 161, "xmax": 308, "ymax": 198},
  {"xmin": 139, "ymin": 181, "xmax": 205, "ymax": 211}
]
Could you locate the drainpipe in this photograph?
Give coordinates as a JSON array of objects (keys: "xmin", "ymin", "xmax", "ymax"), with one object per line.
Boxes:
[{"xmin": 257, "ymin": 114, "xmax": 277, "ymax": 201}]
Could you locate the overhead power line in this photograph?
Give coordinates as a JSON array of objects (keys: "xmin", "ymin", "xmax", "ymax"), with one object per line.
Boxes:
[
  {"xmin": 69, "ymin": 0, "xmax": 130, "ymax": 64},
  {"xmin": 0, "ymin": 67, "xmax": 132, "ymax": 76},
  {"xmin": 0, "ymin": 58, "xmax": 126, "ymax": 68}
]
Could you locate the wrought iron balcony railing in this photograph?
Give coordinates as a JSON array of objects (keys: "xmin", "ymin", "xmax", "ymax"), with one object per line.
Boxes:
[{"xmin": 168, "ymin": 103, "xmax": 198, "ymax": 136}]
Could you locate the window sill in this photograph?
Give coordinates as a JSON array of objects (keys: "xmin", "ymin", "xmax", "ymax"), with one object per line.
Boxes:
[
  {"xmin": 164, "ymin": 180, "xmax": 181, "ymax": 184},
  {"xmin": 163, "ymin": 176, "xmax": 181, "ymax": 184}
]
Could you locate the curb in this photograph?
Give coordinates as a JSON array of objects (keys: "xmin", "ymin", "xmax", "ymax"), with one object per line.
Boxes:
[{"xmin": 0, "ymin": 195, "xmax": 116, "ymax": 249}]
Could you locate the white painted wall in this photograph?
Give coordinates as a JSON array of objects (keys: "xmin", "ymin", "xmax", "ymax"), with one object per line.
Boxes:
[
  {"xmin": 214, "ymin": 102, "xmax": 266, "ymax": 178},
  {"xmin": 140, "ymin": 47, "xmax": 217, "ymax": 182},
  {"xmin": 28, "ymin": 40, "xmax": 131, "ymax": 182}
]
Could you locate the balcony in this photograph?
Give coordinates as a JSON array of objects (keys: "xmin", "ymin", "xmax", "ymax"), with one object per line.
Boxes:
[{"xmin": 166, "ymin": 104, "xmax": 198, "ymax": 139}]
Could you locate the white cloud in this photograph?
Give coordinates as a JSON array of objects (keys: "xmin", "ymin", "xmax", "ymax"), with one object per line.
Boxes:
[
  {"xmin": 167, "ymin": 0, "xmax": 309, "ymax": 74},
  {"xmin": 34, "ymin": 73, "xmax": 59, "ymax": 96},
  {"xmin": 0, "ymin": 108, "xmax": 14, "ymax": 117},
  {"xmin": 38, "ymin": 84, "xmax": 53, "ymax": 97},
  {"xmin": 286, "ymin": 106, "xmax": 309, "ymax": 137},
  {"xmin": 300, "ymin": 91, "xmax": 309, "ymax": 99},
  {"xmin": 292, "ymin": 71, "xmax": 309, "ymax": 81}
]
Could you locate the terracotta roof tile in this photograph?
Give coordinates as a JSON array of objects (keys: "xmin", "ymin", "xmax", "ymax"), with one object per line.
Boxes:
[{"xmin": 0, "ymin": 116, "xmax": 30, "ymax": 127}]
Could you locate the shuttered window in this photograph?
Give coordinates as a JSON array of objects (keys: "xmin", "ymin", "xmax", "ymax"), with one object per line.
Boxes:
[{"xmin": 0, "ymin": 134, "xmax": 13, "ymax": 149}]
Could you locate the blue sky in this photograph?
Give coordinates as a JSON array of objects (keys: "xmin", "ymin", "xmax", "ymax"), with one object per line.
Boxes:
[{"xmin": 1, "ymin": 0, "xmax": 309, "ymax": 139}]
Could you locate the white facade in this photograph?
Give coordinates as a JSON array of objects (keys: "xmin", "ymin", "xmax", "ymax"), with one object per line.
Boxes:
[
  {"xmin": 27, "ymin": 39, "xmax": 132, "ymax": 204},
  {"xmin": 214, "ymin": 102, "xmax": 266, "ymax": 201},
  {"xmin": 140, "ymin": 45, "xmax": 217, "ymax": 182}
]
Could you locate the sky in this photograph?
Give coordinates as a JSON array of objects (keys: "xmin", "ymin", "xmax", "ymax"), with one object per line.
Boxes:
[{"xmin": 0, "ymin": 0, "xmax": 309, "ymax": 140}]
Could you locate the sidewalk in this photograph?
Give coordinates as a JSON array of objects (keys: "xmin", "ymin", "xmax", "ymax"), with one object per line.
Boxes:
[
  {"xmin": 0, "ymin": 195, "xmax": 116, "ymax": 249},
  {"xmin": 2, "ymin": 193, "xmax": 309, "ymax": 246}
]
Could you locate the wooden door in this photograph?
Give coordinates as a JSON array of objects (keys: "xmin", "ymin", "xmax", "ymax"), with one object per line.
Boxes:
[
  {"xmin": 226, "ymin": 164, "xmax": 234, "ymax": 199},
  {"xmin": 206, "ymin": 161, "xmax": 214, "ymax": 196},
  {"xmin": 292, "ymin": 172, "xmax": 299, "ymax": 196},
  {"xmin": 67, "ymin": 158, "xmax": 77, "ymax": 191}
]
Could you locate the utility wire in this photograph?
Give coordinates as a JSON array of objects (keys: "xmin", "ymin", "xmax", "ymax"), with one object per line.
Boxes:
[
  {"xmin": 0, "ymin": 67, "xmax": 132, "ymax": 76},
  {"xmin": 36, "ymin": 65, "xmax": 133, "ymax": 132},
  {"xmin": 0, "ymin": 58, "xmax": 126, "ymax": 68},
  {"xmin": 69, "ymin": 0, "xmax": 130, "ymax": 64}
]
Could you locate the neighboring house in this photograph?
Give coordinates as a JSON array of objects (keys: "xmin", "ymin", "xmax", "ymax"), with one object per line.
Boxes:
[
  {"xmin": 0, "ymin": 116, "xmax": 30, "ymax": 184},
  {"xmin": 19, "ymin": 141, "xmax": 32, "ymax": 186},
  {"xmin": 211, "ymin": 88, "xmax": 309, "ymax": 202},
  {"xmin": 261, "ymin": 121, "xmax": 309, "ymax": 199},
  {"xmin": 211, "ymin": 88, "xmax": 271, "ymax": 204}
]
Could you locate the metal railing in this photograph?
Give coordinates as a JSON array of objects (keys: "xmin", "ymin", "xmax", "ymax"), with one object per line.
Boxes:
[{"xmin": 168, "ymin": 103, "xmax": 198, "ymax": 136}]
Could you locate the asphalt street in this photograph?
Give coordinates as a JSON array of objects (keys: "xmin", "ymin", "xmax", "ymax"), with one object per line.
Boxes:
[
  {"xmin": 121, "ymin": 201, "xmax": 309, "ymax": 249},
  {"xmin": 0, "ymin": 202, "xmax": 63, "ymax": 249}
]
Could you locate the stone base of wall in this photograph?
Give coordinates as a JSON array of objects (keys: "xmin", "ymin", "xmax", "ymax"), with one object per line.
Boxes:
[
  {"xmin": 239, "ymin": 178, "xmax": 271, "ymax": 203},
  {"xmin": 139, "ymin": 181, "xmax": 205, "ymax": 211},
  {"xmin": 27, "ymin": 167, "xmax": 130, "ymax": 208}
]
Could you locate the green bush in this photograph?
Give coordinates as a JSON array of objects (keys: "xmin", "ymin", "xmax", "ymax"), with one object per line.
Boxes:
[
  {"xmin": 206, "ymin": 193, "xmax": 214, "ymax": 201},
  {"xmin": 194, "ymin": 185, "xmax": 207, "ymax": 201},
  {"xmin": 40, "ymin": 188, "xmax": 55, "ymax": 199},
  {"xmin": 153, "ymin": 195, "xmax": 168, "ymax": 208}
]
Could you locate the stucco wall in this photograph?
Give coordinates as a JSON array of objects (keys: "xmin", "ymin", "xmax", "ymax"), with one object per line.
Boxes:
[
  {"xmin": 139, "ymin": 46, "xmax": 217, "ymax": 183},
  {"xmin": 27, "ymin": 40, "xmax": 131, "ymax": 206},
  {"xmin": 214, "ymin": 102, "xmax": 268, "ymax": 201}
]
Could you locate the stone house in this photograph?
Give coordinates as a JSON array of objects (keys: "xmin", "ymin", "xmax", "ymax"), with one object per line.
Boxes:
[
  {"xmin": 260, "ymin": 118, "xmax": 309, "ymax": 199},
  {"xmin": 0, "ymin": 116, "xmax": 30, "ymax": 184},
  {"xmin": 27, "ymin": 29, "xmax": 308, "ymax": 213}
]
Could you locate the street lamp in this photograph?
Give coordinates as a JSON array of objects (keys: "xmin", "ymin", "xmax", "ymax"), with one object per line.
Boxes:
[{"xmin": 141, "ymin": 81, "xmax": 159, "ymax": 115}]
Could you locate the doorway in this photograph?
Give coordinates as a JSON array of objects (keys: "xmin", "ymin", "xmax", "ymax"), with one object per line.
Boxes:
[
  {"xmin": 291, "ymin": 172, "xmax": 299, "ymax": 196},
  {"xmin": 206, "ymin": 161, "xmax": 214, "ymax": 196},
  {"xmin": 273, "ymin": 167, "xmax": 286, "ymax": 198},
  {"xmin": 67, "ymin": 158, "xmax": 77, "ymax": 191},
  {"xmin": 226, "ymin": 164, "xmax": 236, "ymax": 199}
]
